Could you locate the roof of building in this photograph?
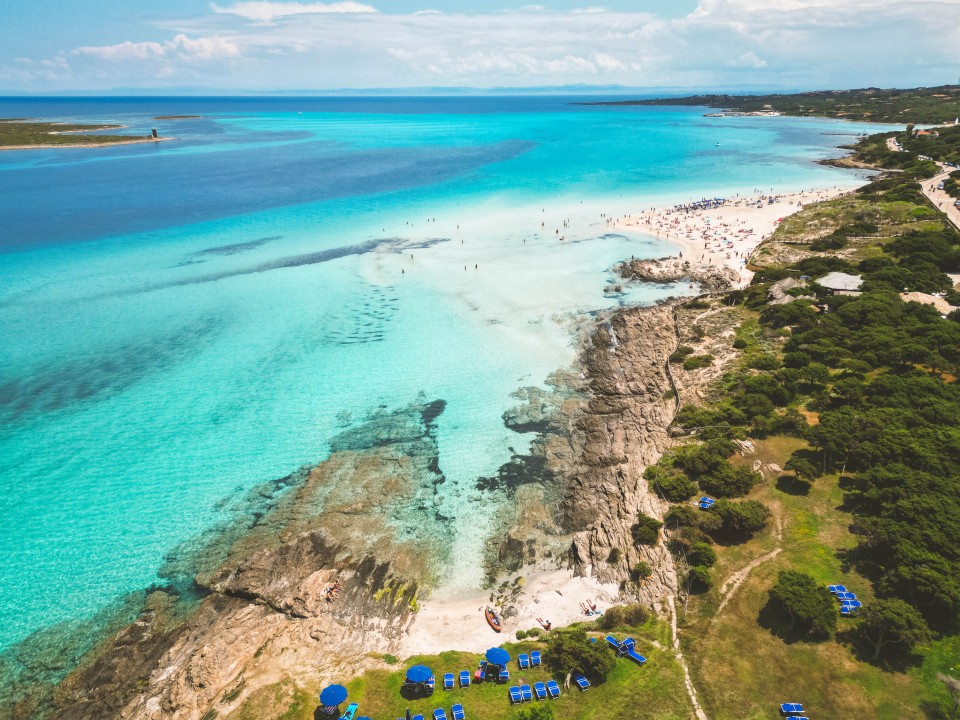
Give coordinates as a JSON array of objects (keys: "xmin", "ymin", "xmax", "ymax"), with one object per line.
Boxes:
[{"xmin": 817, "ymin": 272, "xmax": 863, "ymax": 291}]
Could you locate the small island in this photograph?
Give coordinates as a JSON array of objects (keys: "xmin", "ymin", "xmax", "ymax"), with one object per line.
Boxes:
[
  {"xmin": 0, "ymin": 118, "xmax": 165, "ymax": 150},
  {"xmin": 153, "ymin": 115, "xmax": 201, "ymax": 120}
]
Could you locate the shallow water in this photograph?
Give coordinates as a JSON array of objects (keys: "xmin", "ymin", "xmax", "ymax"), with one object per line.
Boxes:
[{"xmin": 0, "ymin": 96, "xmax": 894, "ymax": 656}]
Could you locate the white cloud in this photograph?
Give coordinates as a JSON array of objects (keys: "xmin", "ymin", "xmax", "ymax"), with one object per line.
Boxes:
[
  {"xmin": 727, "ymin": 51, "xmax": 767, "ymax": 69},
  {"xmin": 211, "ymin": 1, "xmax": 377, "ymax": 23},
  {"xmin": 74, "ymin": 34, "xmax": 240, "ymax": 62},
  {"xmin": 4, "ymin": 0, "xmax": 960, "ymax": 91}
]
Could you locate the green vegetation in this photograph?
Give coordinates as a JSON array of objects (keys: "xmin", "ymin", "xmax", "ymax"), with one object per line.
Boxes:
[
  {"xmin": 0, "ymin": 119, "xmax": 147, "ymax": 148},
  {"xmin": 629, "ymin": 513, "xmax": 662, "ymax": 545},
  {"xmin": 582, "ymin": 85, "xmax": 960, "ymax": 124},
  {"xmin": 768, "ymin": 570, "xmax": 838, "ymax": 639},
  {"xmin": 234, "ymin": 620, "xmax": 692, "ymax": 720},
  {"xmin": 546, "ymin": 628, "xmax": 616, "ymax": 681}
]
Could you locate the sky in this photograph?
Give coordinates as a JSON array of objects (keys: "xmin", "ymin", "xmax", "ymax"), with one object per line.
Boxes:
[{"xmin": 1, "ymin": 0, "xmax": 959, "ymax": 93}]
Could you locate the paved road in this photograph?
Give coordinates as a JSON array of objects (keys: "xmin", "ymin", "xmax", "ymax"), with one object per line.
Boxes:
[{"xmin": 922, "ymin": 164, "xmax": 960, "ymax": 233}]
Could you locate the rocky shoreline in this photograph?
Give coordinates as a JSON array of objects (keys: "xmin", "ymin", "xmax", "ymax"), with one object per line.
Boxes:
[
  {"xmin": 5, "ymin": 297, "xmax": 690, "ymax": 720},
  {"xmin": 616, "ymin": 256, "xmax": 740, "ymax": 292}
]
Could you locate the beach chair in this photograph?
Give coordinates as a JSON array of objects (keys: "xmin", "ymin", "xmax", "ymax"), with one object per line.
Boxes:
[
  {"xmin": 498, "ymin": 668, "xmax": 509, "ymax": 684},
  {"xmin": 605, "ymin": 634, "xmax": 621, "ymax": 651},
  {"xmin": 534, "ymin": 682, "xmax": 547, "ymax": 700},
  {"xmin": 413, "ymin": 714, "xmax": 424, "ymax": 720},
  {"xmin": 520, "ymin": 684, "xmax": 533, "ymax": 702},
  {"xmin": 451, "ymin": 705, "xmax": 464, "ymax": 720},
  {"xmin": 518, "ymin": 653, "xmax": 529, "ymax": 669},
  {"xmin": 836, "ymin": 592, "xmax": 856, "ymax": 601},
  {"xmin": 459, "ymin": 670, "xmax": 470, "ymax": 688},
  {"xmin": 426, "ymin": 677, "xmax": 435, "ymax": 693},
  {"xmin": 626, "ymin": 648, "xmax": 647, "ymax": 665},
  {"xmin": 433, "ymin": 709, "xmax": 447, "ymax": 720},
  {"xmin": 443, "ymin": 673, "xmax": 454, "ymax": 690},
  {"xmin": 509, "ymin": 686, "xmax": 522, "ymax": 704},
  {"xmin": 779, "ymin": 702, "xmax": 804, "ymax": 714},
  {"xmin": 546, "ymin": 680, "xmax": 561, "ymax": 699},
  {"xmin": 530, "ymin": 650, "xmax": 541, "ymax": 667},
  {"xmin": 574, "ymin": 674, "xmax": 590, "ymax": 691},
  {"xmin": 829, "ymin": 585, "xmax": 847, "ymax": 594}
]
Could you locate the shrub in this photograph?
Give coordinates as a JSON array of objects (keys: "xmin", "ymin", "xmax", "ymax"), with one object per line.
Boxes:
[
  {"xmin": 687, "ymin": 542, "xmax": 717, "ymax": 568},
  {"xmin": 546, "ymin": 628, "xmax": 616, "ymax": 682},
  {"xmin": 670, "ymin": 345, "xmax": 695, "ymax": 362},
  {"xmin": 699, "ymin": 462, "xmax": 762, "ymax": 498},
  {"xmin": 526, "ymin": 627, "xmax": 543, "ymax": 638},
  {"xmin": 631, "ymin": 561, "xmax": 653, "ymax": 583},
  {"xmin": 686, "ymin": 566, "xmax": 713, "ymax": 593},
  {"xmin": 768, "ymin": 570, "xmax": 837, "ymax": 638},
  {"xmin": 711, "ymin": 499, "xmax": 771, "ymax": 538},
  {"xmin": 664, "ymin": 505, "xmax": 699, "ymax": 529},
  {"xmin": 631, "ymin": 513, "xmax": 663, "ymax": 545},
  {"xmin": 516, "ymin": 629, "xmax": 528, "ymax": 640},
  {"xmin": 732, "ymin": 337, "xmax": 748, "ymax": 349},
  {"xmin": 607, "ymin": 548, "xmax": 621, "ymax": 564},
  {"xmin": 650, "ymin": 470, "xmax": 698, "ymax": 503},
  {"xmin": 599, "ymin": 603, "xmax": 650, "ymax": 630},
  {"xmin": 683, "ymin": 354, "xmax": 715, "ymax": 370},
  {"xmin": 747, "ymin": 354, "xmax": 781, "ymax": 370},
  {"xmin": 517, "ymin": 704, "xmax": 555, "ymax": 720}
]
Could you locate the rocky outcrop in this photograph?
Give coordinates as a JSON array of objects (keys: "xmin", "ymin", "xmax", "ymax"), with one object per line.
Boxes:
[
  {"xmin": 558, "ymin": 305, "xmax": 681, "ymax": 600},
  {"xmin": 617, "ymin": 256, "xmax": 739, "ymax": 292},
  {"xmin": 45, "ymin": 400, "xmax": 449, "ymax": 720}
]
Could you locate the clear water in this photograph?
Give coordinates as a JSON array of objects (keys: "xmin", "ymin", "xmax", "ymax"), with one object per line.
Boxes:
[{"xmin": 0, "ymin": 96, "xmax": 891, "ymax": 653}]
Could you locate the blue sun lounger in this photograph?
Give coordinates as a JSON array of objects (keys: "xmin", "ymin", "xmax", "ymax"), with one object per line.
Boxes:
[
  {"xmin": 426, "ymin": 677, "xmax": 435, "ymax": 693},
  {"xmin": 498, "ymin": 667, "xmax": 509, "ymax": 683},
  {"xmin": 605, "ymin": 634, "xmax": 622, "ymax": 651},
  {"xmin": 433, "ymin": 708, "xmax": 447, "ymax": 720},
  {"xmin": 518, "ymin": 653, "xmax": 530, "ymax": 669},
  {"xmin": 836, "ymin": 591, "xmax": 856, "ymax": 601},
  {"xmin": 443, "ymin": 673, "xmax": 454, "ymax": 690},
  {"xmin": 574, "ymin": 674, "xmax": 590, "ymax": 690},
  {"xmin": 530, "ymin": 650, "xmax": 541, "ymax": 667},
  {"xmin": 827, "ymin": 585, "xmax": 846, "ymax": 594},
  {"xmin": 534, "ymin": 682, "xmax": 547, "ymax": 700},
  {"xmin": 842, "ymin": 599, "xmax": 863, "ymax": 608},
  {"xmin": 509, "ymin": 686, "xmax": 522, "ymax": 704},
  {"xmin": 624, "ymin": 642, "xmax": 647, "ymax": 665},
  {"xmin": 780, "ymin": 702, "xmax": 804, "ymax": 714},
  {"xmin": 520, "ymin": 684, "xmax": 533, "ymax": 702},
  {"xmin": 459, "ymin": 670, "xmax": 470, "ymax": 687},
  {"xmin": 413, "ymin": 714, "xmax": 424, "ymax": 720},
  {"xmin": 451, "ymin": 704, "xmax": 464, "ymax": 720},
  {"xmin": 546, "ymin": 680, "xmax": 561, "ymax": 699}
]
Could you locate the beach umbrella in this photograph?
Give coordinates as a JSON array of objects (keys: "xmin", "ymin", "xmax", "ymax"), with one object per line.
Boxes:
[
  {"xmin": 485, "ymin": 647, "xmax": 510, "ymax": 666},
  {"xmin": 319, "ymin": 684, "xmax": 348, "ymax": 706},
  {"xmin": 406, "ymin": 664, "xmax": 433, "ymax": 683}
]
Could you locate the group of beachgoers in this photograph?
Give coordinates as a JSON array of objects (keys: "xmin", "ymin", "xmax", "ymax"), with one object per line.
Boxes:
[{"xmin": 325, "ymin": 578, "xmax": 343, "ymax": 604}]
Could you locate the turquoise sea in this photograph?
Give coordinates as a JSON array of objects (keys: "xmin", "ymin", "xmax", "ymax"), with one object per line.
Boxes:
[{"xmin": 0, "ymin": 97, "xmax": 892, "ymax": 661}]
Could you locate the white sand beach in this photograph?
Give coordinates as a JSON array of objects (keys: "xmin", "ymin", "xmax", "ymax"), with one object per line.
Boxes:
[
  {"xmin": 614, "ymin": 187, "xmax": 853, "ymax": 287},
  {"xmin": 398, "ymin": 570, "xmax": 620, "ymax": 656}
]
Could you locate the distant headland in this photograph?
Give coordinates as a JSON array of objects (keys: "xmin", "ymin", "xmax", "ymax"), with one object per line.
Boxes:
[{"xmin": 577, "ymin": 84, "xmax": 960, "ymax": 124}]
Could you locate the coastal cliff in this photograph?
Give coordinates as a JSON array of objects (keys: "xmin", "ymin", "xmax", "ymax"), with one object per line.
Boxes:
[{"xmin": 560, "ymin": 305, "xmax": 680, "ymax": 599}]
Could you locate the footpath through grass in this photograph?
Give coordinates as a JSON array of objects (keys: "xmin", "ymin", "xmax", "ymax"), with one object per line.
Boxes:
[
  {"xmin": 682, "ymin": 436, "xmax": 958, "ymax": 720},
  {"xmin": 228, "ymin": 620, "xmax": 691, "ymax": 720}
]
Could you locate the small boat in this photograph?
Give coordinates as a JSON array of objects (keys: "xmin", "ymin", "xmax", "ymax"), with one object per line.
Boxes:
[{"xmin": 485, "ymin": 606, "xmax": 502, "ymax": 633}]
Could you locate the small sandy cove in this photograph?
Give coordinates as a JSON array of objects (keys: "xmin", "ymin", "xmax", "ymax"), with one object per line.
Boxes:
[
  {"xmin": 615, "ymin": 187, "xmax": 853, "ymax": 287},
  {"xmin": 399, "ymin": 571, "xmax": 619, "ymax": 656}
]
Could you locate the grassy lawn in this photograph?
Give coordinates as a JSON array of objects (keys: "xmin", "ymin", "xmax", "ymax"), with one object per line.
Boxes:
[
  {"xmin": 680, "ymin": 435, "xmax": 954, "ymax": 720},
  {"xmin": 228, "ymin": 620, "xmax": 692, "ymax": 720}
]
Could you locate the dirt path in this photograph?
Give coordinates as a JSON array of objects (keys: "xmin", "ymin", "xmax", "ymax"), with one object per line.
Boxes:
[
  {"xmin": 715, "ymin": 548, "xmax": 782, "ymax": 615},
  {"xmin": 668, "ymin": 595, "xmax": 710, "ymax": 720}
]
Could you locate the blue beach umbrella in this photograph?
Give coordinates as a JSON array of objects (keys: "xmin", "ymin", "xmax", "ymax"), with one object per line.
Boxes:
[
  {"xmin": 485, "ymin": 647, "xmax": 510, "ymax": 666},
  {"xmin": 406, "ymin": 664, "xmax": 433, "ymax": 683},
  {"xmin": 319, "ymin": 684, "xmax": 348, "ymax": 706}
]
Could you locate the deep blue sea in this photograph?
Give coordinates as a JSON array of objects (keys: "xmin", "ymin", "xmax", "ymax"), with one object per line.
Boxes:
[{"xmin": 0, "ymin": 96, "xmax": 891, "ymax": 657}]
